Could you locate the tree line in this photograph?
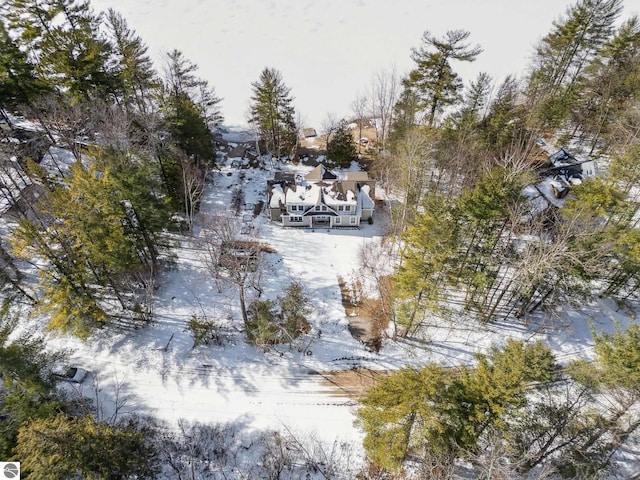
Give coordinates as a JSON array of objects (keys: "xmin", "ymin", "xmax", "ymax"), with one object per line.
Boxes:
[
  {"xmin": 353, "ymin": 0, "xmax": 640, "ymax": 335},
  {"xmin": 0, "ymin": 0, "xmax": 307, "ymax": 336},
  {"xmin": 358, "ymin": 328, "xmax": 640, "ymax": 478}
]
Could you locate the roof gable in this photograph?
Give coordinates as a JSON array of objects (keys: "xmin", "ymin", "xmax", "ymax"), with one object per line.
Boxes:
[
  {"xmin": 345, "ymin": 171, "xmax": 369, "ymax": 181},
  {"xmin": 305, "ymin": 164, "xmax": 337, "ymax": 181}
]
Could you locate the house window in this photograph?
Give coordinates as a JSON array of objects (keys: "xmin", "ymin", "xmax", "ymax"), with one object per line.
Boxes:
[
  {"xmin": 338, "ymin": 205, "xmax": 344, "ymax": 212},
  {"xmin": 315, "ymin": 205, "xmax": 322, "ymax": 211},
  {"xmin": 335, "ymin": 217, "xmax": 341, "ymax": 225},
  {"xmin": 321, "ymin": 205, "xmax": 327, "ymax": 211},
  {"xmin": 350, "ymin": 216, "xmax": 357, "ymax": 225},
  {"xmin": 290, "ymin": 216, "xmax": 303, "ymax": 222}
]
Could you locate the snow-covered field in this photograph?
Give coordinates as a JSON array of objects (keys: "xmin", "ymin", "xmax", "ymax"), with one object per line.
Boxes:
[{"xmin": 23, "ymin": 139, "xmax": 636, "ymax": 468}]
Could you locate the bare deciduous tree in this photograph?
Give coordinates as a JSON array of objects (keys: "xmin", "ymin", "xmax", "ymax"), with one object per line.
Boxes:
[
  {"xmin": 357, "ymin": 238, "xmax": 397, "ymax": 337},
  {"xmin": 382, "ymin": 127, "xmax": 436, "ymax": 234},
  {"xmin": 321, "ymin": 112, "xmax": 339, "ymax": 151},
  {"xmin": 198, "ymin": 213, "xmax": 267, "ymax": 327},
  {"xmin": 351, "ymin": 93, "xmax": 368, "ymax": 154},
  {"xmin": 181, "ymin": 153, "xmax": 206, "ymax": 233},
  {"xmin": 367, "ymin": 66, "xmax": 400, "ymax": 151}
]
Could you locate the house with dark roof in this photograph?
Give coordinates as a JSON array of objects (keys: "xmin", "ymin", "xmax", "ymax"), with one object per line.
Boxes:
[
  {"xmin": 521, "ymin": 147, "xmax": 597, "ymax": 222},
  {"xmin": 302, "ymin": 128, "xmax": 318, "ymax": 138},
  {"xmin": 266, "ymin": 165, "xmax": 375, "ymax": 228}
]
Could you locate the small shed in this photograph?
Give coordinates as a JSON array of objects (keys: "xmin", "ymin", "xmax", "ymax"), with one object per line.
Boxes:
[{"xmin": 302, "ymin": 128, "xmax": 317, "ymax": 138}]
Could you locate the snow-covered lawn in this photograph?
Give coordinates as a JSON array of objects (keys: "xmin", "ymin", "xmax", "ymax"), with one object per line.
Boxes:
[
  {"xmin": 37, "ymin": 152, "xmax": 636, "ymax": 462},
  {"xmin": 45, "ymin": 159, "xmax": 387, "ymax": 446}
]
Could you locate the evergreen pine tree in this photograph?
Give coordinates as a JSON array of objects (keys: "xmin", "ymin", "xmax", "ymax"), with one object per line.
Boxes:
[
  {"xmin": 480, "ymin": 75, "xmax": 527, "ymax": 152},
  {"xmin": 37, "ymin": 0, "xmax": 118, "ymax": 101},
  {"xmin": 449, "ymin": 71, "xmax": 492, "ymax": 133},
  {"xmin": 279, "ymin": 280, "xmax": 312, "ymax": 336},
  {"xmin": 395, "ymin": 192, "xmax": 458, "ymax": 334},
  {"xmin": 454, "ymin": 167, "xmax": 530, "ymax": 319},
  {"xmin": 195, "ymin": 78, "xmax": 224, "ymax": 129},
  {"xmin": 404, "ymin": 29, "xmax": 482, "ymax": 126},
  {"xmin": 388, "ymin": 85, "xmax": 422, "ymax": 146},
  {"xmin": 0, "ymin": 20, "xmax": 49, "ymax": 108},
  {"xmin": 11, "ymin": 149, "xmax": 172, "ymax": 336},
  {"xmin": 0, "ymin": 302, "xmax": 62, "ymax": 458},
  {"xmin": 577, "ymin": 16, "xmax": 640, "ymax": 150},
  {"xmin": 326, "ymin": 120, "xmax": 357, "ymax": 167},
  {"xmin": 3, "ymin": 0, "xmax": 61, "ymax": 57},
  {"xmin": 525, "ymin": 0, "xmax": 623, "ymax": 128},
  {"xmin": 104, "ymin": 8, "xmax": 158, "ymax": 114},
  {"xmin": 16, "ymin": 414, "xmax": 159, "ymax": 479},
  {"xmin": 166, "ymin": 91, "xmax": 215, "ymax": 164},
  {"xmin": 249, "ymin": 67, "xmax": 297, "ymax": 160},
  {"xmin": 162, "ymin": 50, "xmax": 216, "ymax": 164},
  {"xmin": 593, "ymin": 323, "xmax": 640, "ymax": 389},
  {"xmin": 357, "ymin": 340, "xmax": 557, "ymax": 472}
]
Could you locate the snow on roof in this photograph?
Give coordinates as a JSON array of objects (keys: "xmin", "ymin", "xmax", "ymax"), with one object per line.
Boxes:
[
  {"xmin": 269, "ymin": 184, "xmax": 285, "ymax": 208},
  {"xmin": 549, "ymin": 148, "xmax": 575, "ymax": 165},
  {"xmin": 521, "ymin": 184, "xmax": 551, "ymax": 220},
  {"xmin": 581, "ymin": 159, "xmax": 596, "ymax": 177},
  {"xmin": 228, "ymin": 144, "xmax": 247, "ymax": 158},
  {"xmin": 321, "ymin": 182, "xmax": 357, "ymax": 205},
  {"xmin": 6, "ymin": 114, "xmax": 44, "ymax": 133},
  {"xmin": 522, "ymin": 184, "xmax": 540, "ymax": 199},
  {"xmin": 302, "ymin": 128, "xmax": 317, "ymax": 138},
  {"xmin": 359, "ymin": 184, "xmax": 374, "ymax": 209},
  {"xmin": 522, "ymin": 177, "xmax": 568, "ymax": 214},
  {"xmin": 522, "ymin": 146, "xmax": 597, "ymax": 219},
  {"xmin": 285, "ymin": 183, "xmax": 321, "ymax": 205},
  {"xmin": 345, "ymin": 171, "xmax": 369, "ymax": 181}
]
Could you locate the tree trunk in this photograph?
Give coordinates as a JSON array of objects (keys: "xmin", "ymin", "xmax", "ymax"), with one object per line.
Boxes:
[{"xmin": 239, "ymin": 282, "xmax": 248, "ymax": 327}]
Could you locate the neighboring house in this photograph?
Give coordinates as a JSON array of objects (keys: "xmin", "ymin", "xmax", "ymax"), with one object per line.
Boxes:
[
  {"xmin": 266, "ymin": 165, "xmax": 375, "ymax": 228},
  {"xmin": 302, "ymin": 128, "xmax": 317, "ymax": 138},
  {"xmin": 521, "ymin": 147, "xmax": 596, "ymax": 222}
]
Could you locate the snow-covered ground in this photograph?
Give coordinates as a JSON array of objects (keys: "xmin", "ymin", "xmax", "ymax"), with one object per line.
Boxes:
[
  {"xmin": 46, "ymin": 156, "xmax": 390, "ymax": 446},
  {"xmin": 19, "ymin": 146, "xmax": 637, "ymax": 469}
]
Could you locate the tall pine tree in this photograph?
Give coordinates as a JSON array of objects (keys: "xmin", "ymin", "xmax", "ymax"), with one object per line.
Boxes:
[
  {"xmin": 0, "ymin": 19, "xmax": 49, "ymax": 109},
  {"xmin": 525, "ymin": 0, "xmax": 623, "ymax": 129},
  {"xmin": 249, "ymin": 67, "xmax": 297, "ymax": 160},
  {"xmin": 404, "ymin": 29, "xmax": 482, "ymax": 126},
  {"xmin": 104, "ymin": 8, "xmax": 157, "ymax": 114}
]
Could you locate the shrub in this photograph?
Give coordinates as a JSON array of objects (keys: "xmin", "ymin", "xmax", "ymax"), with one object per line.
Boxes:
[
  {"xmin": 246, "ymin": 300, "xmax": 280, "ymax": 347},
  {"xmin": 187, "ymin": 314, "xmax": 223, "ymax": 348},
  {"xmin": 280, "ymin": 281, "xmax": 312, "ymax": 337},
  {"xmin": 246, "ymin": 282, "xmax": 313, "ymax": 348}
]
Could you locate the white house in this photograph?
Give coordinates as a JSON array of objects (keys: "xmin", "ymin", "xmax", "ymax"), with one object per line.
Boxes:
[{"xmin": 267, "ymin": 165, "xmax": 375, "ymax": 228}]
